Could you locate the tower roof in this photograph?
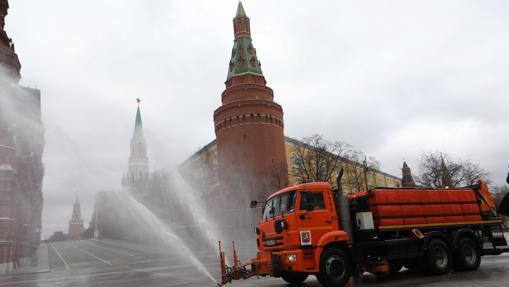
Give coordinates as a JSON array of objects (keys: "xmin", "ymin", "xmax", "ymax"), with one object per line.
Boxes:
[
  {"xmin": 227, "ymin": 2, "xmax": 264, "ymax": 81},
  {"xmin": 135, "ymin": 106, "xmax": 143, "ymax": 129},
  {"xmin": 236, "ymin": 1, "xmax": 246, "ymax": 17},
  {"xmin": 401, "ymin": 161, "xmax": 416, "ymax": 187},
  {"xmin": 133, "ymin": 104, "xmax": 144, "ymax": 137}
]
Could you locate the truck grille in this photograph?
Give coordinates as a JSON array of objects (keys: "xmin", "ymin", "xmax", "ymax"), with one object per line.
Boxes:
[{"xmin": 263, "ymin": 236, "xmax": 283, "ymax": 247}]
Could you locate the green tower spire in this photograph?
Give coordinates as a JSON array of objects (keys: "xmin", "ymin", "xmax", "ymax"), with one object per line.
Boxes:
[
  {"xmin": 135, "ymin": 106, "xmax": 142, "ymax": 129},
  {"xmin": 133, "ymin": 99, "xmax": 144, "ymax": 136},
  {"xmin": 227, "ymin": 2, "xmax": 264, "ymax": 81},
  {"xmin": 236, "ymin": 1, "xmax": 246, "ymax": 17}
]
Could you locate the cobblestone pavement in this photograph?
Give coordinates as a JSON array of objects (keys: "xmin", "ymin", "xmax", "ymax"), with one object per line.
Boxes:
[{"xmin": 1, "ymin": 239, "xmax": 508, "ymax": 287}]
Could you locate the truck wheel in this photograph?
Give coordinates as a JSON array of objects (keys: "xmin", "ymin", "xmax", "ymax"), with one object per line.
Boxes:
[
  {"xmin": 425, "ymin": 239, "xmax": 452, "ymax": 275},
  {"xmin": 317, "ymin": 247, "xmax": 352, "ymax": 287},
  {"xmin": 453, "ymin": 237, "xmax": 481, "ymax": 271},
  {"xmin": 281, "ymin": 272, "xmax": 308, "ymax": 285}
]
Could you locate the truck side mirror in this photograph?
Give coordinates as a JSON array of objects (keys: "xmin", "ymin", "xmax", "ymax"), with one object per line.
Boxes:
[
  {"xmin": 250, "ymin": 200, "xmax": 258, "ymax": 208},
  {"xmin": 305, "ymin": 203, "xmax": 314, "ymax": 212}
]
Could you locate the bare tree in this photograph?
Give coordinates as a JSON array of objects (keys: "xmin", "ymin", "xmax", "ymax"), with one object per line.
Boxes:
[
  {"xmin": 342, "ymin": 150, "xmax": 380, "ymax": 192},
  {"xmin": 418, "ymin": 151, "xmax": 489, "ymax": 188},
  {"xmin": 292, "ymin": 135, "xmax": 350, "ymax": 184},
  {"xmin": 462, "ymin": 161, "xmax": 491, "ymax": 185},
  {"xmin": 291, "ymin": 135, "xmax": 380, "ymax": 192}
]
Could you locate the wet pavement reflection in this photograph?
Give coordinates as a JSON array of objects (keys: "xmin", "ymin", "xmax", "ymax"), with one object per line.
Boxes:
[{"xmin": 1, "ymin": 239, "xmax": 509, "ymax": 287}]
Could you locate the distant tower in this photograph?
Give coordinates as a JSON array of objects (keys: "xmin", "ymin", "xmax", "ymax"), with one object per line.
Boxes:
[
  {"xmin": 214, "ymin": 2, "xmax": 288, "ymax": 200},
  {"xmin": 123, "ymin": 100, "xmax": 149, "ymax": 188},
  {"xmin": 401, "ymin": 161, "xmax": 416, "ymax": 187},
  {"xmin": 68, "ymin": 194, "xmax": 85, "ymax": 239},
  {"xmin": 0, "ymin": 0, "xmax": 21, "ymax": 81}
]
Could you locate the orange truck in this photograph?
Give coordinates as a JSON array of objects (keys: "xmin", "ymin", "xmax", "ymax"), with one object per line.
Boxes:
[{"xmin": 218, "ymin": 170, "xmax": 509, "ymax": 287}]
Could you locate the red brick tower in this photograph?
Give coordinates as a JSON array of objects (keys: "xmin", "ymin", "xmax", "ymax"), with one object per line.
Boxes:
[
  {"xmin": 214, "ymin": 2, "xmax": 288, "ymax": 202},
  {"xmin": 68, "ymin": 194, "xmax": 85, "ymax": 239}
]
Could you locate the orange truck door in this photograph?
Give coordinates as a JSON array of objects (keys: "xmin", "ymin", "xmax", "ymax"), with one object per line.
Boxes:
[{"xmin": 296, "ymin": 191, "xmax": 335, "ymax": 247}]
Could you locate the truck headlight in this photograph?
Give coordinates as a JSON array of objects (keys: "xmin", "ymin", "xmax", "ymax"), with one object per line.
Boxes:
[{"xmin": 286, "ymin": 254, "xmax": 297, "ymax": 262}]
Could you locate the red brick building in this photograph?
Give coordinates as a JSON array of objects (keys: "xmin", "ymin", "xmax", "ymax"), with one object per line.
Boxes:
[
  {"xmin": 214, "ymin": 2, "xmax": 288, "ymax": 202},
  {"xmin": 0, "ymin": 0, "xmax": 44, "ymax": 273}
]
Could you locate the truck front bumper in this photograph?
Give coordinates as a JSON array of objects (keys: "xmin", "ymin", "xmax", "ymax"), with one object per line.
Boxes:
[{"xmin": 257, "ymin": 249, "xmax": 317, "ymax": 275}]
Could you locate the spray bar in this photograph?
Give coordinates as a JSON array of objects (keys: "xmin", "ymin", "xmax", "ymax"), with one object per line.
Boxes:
[{"xmin": 217, "ymin": 241, "xmax": 265, "ymax": 286}]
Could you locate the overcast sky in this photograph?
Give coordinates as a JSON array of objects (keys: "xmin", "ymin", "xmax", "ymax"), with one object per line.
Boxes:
[{"xmin": 6, "ymin": 0, "xmax": 509, "ymax": 238}]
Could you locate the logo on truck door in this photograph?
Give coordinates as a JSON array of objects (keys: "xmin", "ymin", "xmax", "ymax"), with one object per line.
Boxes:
[{"xmin": 300, "ymin": 230, "xmax": 312, "ymax": 246}]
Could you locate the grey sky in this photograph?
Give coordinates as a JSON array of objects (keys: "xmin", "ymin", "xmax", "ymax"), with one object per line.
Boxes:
[{"xmin": 6, "ymin": 0, "xmax": 509, "ymax": 238}]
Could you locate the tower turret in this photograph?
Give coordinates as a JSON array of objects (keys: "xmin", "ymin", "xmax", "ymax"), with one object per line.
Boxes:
[
  {"xmin": 233, "ymin": 2, "xmax": 251, "ymax": 40},
  {"xmin": 214, "ymin": 2, "xmax": 288, "ymax": 201},
  {"xmin": 123, "ymin": 100, "xmax": 149, "ymax": 188},
  {"xmin": 68, "ymin": 193, "xmax": 85, "ymax": 239},
  {"xmin": 401, "ymin": 161, "xmax": 416, "ymax": 188}
]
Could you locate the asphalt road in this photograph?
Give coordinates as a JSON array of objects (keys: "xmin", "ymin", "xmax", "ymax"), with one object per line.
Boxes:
[{"xmin": 1, "ymin": 239, "xmax": 509, "ymax": 287}]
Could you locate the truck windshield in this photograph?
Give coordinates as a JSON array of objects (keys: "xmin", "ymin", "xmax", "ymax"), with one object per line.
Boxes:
[{"xmin": 262, "ymin": 191, "xmax": 297, "ymax": 220}]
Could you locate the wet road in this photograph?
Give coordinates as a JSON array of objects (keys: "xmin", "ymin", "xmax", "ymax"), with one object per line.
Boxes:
[{"xmin": 1, "ymin": 239, "xmax": 509, "ymax": 287}]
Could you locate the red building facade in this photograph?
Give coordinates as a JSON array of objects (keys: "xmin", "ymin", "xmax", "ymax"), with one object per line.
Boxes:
[
  {"xmin": 0, "ymin": 0, "xmax": 44, "ymax": 273},
  {"xmin": 214, "ymin": 2, "xmax": 288, "ymax": 202}
]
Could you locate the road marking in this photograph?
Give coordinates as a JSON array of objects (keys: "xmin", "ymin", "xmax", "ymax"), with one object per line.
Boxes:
[
  {"xmin": 49, "ymin": 243, "xmax": 71, "ymax": 272},
  {"xmin": 67, "ymin": 242, "xmax": 113, "ymax": 265},
  {"xmin": 54, "ymin": 276, "xmax": 68, "ymax": 287},
  {"xmin": 83, "ymin": 240, "xmax": 145, "ymax": 258}
]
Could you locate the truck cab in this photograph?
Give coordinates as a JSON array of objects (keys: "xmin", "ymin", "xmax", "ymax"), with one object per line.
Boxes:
[{"xmin": 255, "ymin": 182, "xmax": 350, "ymax": 286}]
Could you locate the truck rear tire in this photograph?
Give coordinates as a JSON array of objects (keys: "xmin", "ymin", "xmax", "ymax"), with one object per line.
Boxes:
[
  {"xmin": 317, "ymin": 247, "xmax": 352, "ymax": 287},
  {"xmin": 453, "ymin": 237, "xmax": 481, "ymax": 271},
  {"xmin": 425, "ymin": 239, "xmax": 452, "ymax": 275},
  {"xmin": 281, "ymin": 272, "xmax": 308, "ymax": 285}
]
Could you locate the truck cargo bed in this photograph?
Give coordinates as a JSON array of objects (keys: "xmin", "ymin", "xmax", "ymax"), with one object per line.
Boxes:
[{"xmin": 366, "ymin": 188, "xmax": 484, "ymax": 228}]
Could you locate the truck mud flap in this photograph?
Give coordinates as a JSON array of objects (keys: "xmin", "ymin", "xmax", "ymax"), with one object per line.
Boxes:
[{"xmin": 497, "ymin": 192, "xmax": 509, "ymax": 216}]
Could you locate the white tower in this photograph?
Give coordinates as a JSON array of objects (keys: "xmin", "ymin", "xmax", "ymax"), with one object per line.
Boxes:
[{"xmin": 123, "ymin": 99, "xmax": 149, "ymax": 188}]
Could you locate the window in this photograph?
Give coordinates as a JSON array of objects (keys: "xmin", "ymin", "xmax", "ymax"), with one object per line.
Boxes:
[
  {"xmin": 262, "ymin": 191, "xmax": 297, "ymax": 220},
  {"xmin": 262, "ymin": 200, "xmax": 273, "ymax": 220},
  {"xmin": 291, "ymin": 152, "xmax": 300, "ymax": 167},
  {"xmin": 300, "ymin": 192, "xmax": 326, "ymax": 210}
]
